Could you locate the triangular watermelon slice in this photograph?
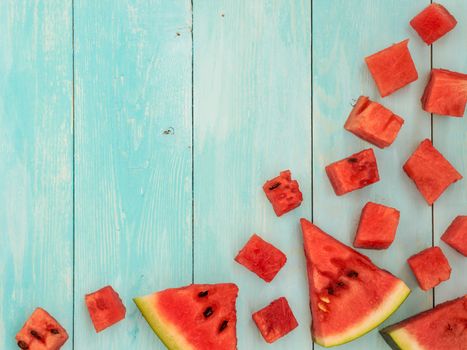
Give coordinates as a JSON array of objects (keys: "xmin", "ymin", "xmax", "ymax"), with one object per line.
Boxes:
[
  {"xmin": 134, "ymin": 283, "xmax": 238, "ymax": 350},
  {"xmin": 300, "ymin": 219, "xmax": 410, "ymax": 347}
]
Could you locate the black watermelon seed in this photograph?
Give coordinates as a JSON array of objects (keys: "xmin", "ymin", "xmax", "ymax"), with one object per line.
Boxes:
[
  {"xmin": 198, "ymin": 290, "xmax": 208, "ymax": 297},
  {"xmin": 268, "ymin": 182, "xmax": 281, "ymax": 190},
  {"xmin": 447, "ymin": 323, "xmax": 453, "ymax": 331},
  {"xmin": 337, "ymin": 281, "xmax": 345, "ymax": 287},
  {"xmin": 327, "ymin": 287, "xmax": 334, "ymax": 295},
  {"xmin": 219, "ymin": 320, "xmax": 228, "ymax": 332},
  {"xmin": 203, "ymin": 306, "xmax": 213, "ymax": 318},
  {"xmin": 50, "ymin": 329, "xmax": 60, "ymax": 335},
  {"xmin": 347, "ymin": 270, "xmax": 358, "ymax": 278},
  {"xmin": 347, "ymin": 157, "xmax": 358, "ymax": 163},
  {"xmin": 30, "ymin": 330, "xmax": 42, "ymax": 340},
  {"xmin": 17, "ymin": 341, "xmax": 29, "ymax": 349}
]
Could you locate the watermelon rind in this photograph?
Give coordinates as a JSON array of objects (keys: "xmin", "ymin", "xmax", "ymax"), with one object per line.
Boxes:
[
  {"xmin": 380, "ymin": 327, "xmax": 423, "ymax": 350},
  {"xmin": 133, "ymin": 295, "xmax": 193, "ymax": 350},
  {"xmin": 314, "ymin": 281, "xmax": 410, "ymax": 347}
]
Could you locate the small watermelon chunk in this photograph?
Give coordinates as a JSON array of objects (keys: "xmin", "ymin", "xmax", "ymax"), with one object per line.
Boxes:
[
  {"xmin": 235, "ymin": 234, "xmax": 287, "ymax": 282},
  {"xmin": 353, "ymin": 202, "xmax": 400, "ymax": 249},
  {"xmin": 407, "ymin": 246, "xmax": 451, "ymax": 291},
  {"xmin": 85, "ymin": 285, "xmax": 126, "ymax": 333},
  {"xmin": 344, "ymin": 96, "xmax": 404, "ymax": 148},
  {"xmin": 325, "ymin": 148, "xmax": 380, "ymax": 196},
  {"xmin": 300, "ymin": 219, "xmax": 410, "ymax": 347},
  {"xmin": 403, "ymin": 139, "xmax": 462, "ymax": 205},
  {"xmin": 263, "ymin": 170, "xmax": 303, "ymax": 216},
  {"xmin": 365, "ymin": 40, "xmax": 418, "ymax": 97},
  {"xmin": 134, "ymin": 283, "xmax": 238, "ymax": 350},
  {"xmin": 441, "ymin": 215, "xmax": 467, "ymax": 256},
  {"xmin": 252, "ymin": 297, "xmax": 298, "ymax": 343},
  {"xmin": 421, "ymin": 69, "xmax": 467, "ymax": 117},
  {"xmin": 16, "ymin": 308, "xmax": 68, "ymax": 350},
  {"xmin": 410, "ymin": 3, "xmax": 457, "ymax": 45},
  {"xmin": 381, "ymin": 295, "xmax": 467, "ymax": 350}
]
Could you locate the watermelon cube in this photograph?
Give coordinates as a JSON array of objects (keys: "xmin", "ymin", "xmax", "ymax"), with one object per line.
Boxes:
[
  {"xmin": 353, "ymin": 202, "xmax": 400, "ymax": 249},
  {"xmin": 263, "ymin": 170, "xmax": 303, "ymax": 216},
  {"xmin": 344, "ymin": 96, "xmax": 404, "ymax": 148},
  {"xmin": 252, "ymin": 297, "xmax": 298, "ymax": 343},
  {"xmin": 403, "ymin": 139, "xmax": 462, "ymax": 205},
  {"xmin": 421, "ymin": 69, "xmax": 467, "ymax": 117},
  {"xmin": 235, "ymin": 234, "xmax": 287, "ymax": 282},
  {"xmin": 85, "ymin": 285, "xmax": 126, "ymax": 332},
  {"xmin": 407, "ymin": 246, "xmax": 451, "ymax": 291},
  {"xmin": 441, "ymin": 215, "xmax": 467, "ymax": 256},
  {"xmin": 325, "ymin": 148, "xmax": 380, "ymax": 196},
  {"xmin": 410, "ymin": 3, "xmax": 457, "ymax": 45},
  {"xmin": 365, "ymin": 40, "xmax": 418, "ymax": 97},
  {"xmin": 16, "ymin": 308, "xmax": 69, "ymax": 350}
]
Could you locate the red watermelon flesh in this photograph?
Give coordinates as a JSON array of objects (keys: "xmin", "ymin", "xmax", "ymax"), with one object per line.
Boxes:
[
  {"xmin": 134, "ymin": 283, "xmax": 238, "ymax": 350},
  {"xmin": 300, "ymin": 219, "xmax": 410, "ymax": 347},
  {"xmin": 325, "ymin": 148, "xmax": 380, "ymax": 196},
  {"xmin": 235, "ymin": 234, "xmax": 287, "ymax": 282},
  {"xmin": 344, "ymin": 96, "xmax": 404, "ymax": 148},
  {"xmin": 407, "ymin": 246, "xmax": 451, "ymax": 291},
  {"xmin": 403, "ymin": 139, "xmax": 462, "ymax": 205},
  {"xmin": 441, "ymin": 215, "xmax": 467, "ymax": 256},
  {"xmin": 252, "ymin": 297, "xmax": 298, "ymax": 343},
  {"xmin": 16, "ymin": 308, "xmax": 68, "ymax": 350},
  {"xmin": 381, "ymin": 295, "xmax": 467, "ymax": 350},
  {"xmin": 263, "ymin": 170, "xmax": 303, "ymax": 216},
  {"xmin": 365, "ymin": 40, "xmax": 418, "ymax": 97},
  {"xmin": 410, "ymin": 3, "xmax": 457, "ymax": 45},
  {"xmin": 353, "ymin": 202, "xmax": 400, "ymax": 249},
  {"xmin": 85, "ymin": 285, "xmax": 126, "ymax": 332},
  {"xmin": 421, "ymin": 69, "xmax": 467, "ymax": 117}
]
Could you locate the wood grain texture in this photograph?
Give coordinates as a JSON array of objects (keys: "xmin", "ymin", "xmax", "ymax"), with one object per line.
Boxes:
[
  {"xmin": 73, "ymin": 0, "xmax": 192, "ymax": 348},
  {"xmin": 0, "ymin": 0, "xmax": 73, "ymax": 349},
  {"xmin": 432, "ymin": 0, "xmax": 467, "ymax": 304},
  {"xmin": 193, "ymin": 1, "xmax": 312, "ymax": 348}
]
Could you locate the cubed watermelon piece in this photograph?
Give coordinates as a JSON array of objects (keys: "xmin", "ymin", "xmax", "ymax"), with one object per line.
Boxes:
[
  {"xmin": 325, "ymin": 148, "xmax": 380, "ymax": 196},
  {"xmin": 252, "ymin": 297, "xmax": 298, "ymax": 343},
  {"xmin": 344, "ymin": 96, "xmax": 404, "ymax": 148},
  {"xmin": 353, "ymin": 202, "xmax": 400, "ymax": 249},
  {"xmin": 421, "ymin": 69, "xmax": 467, "ymax": 117},
  {"xmin": 263, "ymin": 170, "xmax": 303, "ymax": 216},
  {"xmin": 365, "ymin": 39, "xmax": 418, "ymax": 97},
  {"xmin": 235, "ymin": 234, "xmax": 287, "ymax": 282},
  {"xmin": 403, "ymin": 139, "xmax": 462, "ymax": 205},
  {"xmin": 441, "ymin": 216, "xmax": 467, "ymax": 257},
  {"xmin": 407, "ymin": 246, "xmax": 451, "ymax": 291},
  {"xmin": 16, "ymin": 308, "xmax": 68, "ymax": 350},
  {"xmin": 410, "ymin": 3, "xmax": 457, "ymax": 45},
  {"xmin": 85, "ymin": 285, "xmax": 126, "ymax": 333}
]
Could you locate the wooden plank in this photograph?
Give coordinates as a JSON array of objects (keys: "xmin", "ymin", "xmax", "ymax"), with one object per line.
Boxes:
[
  {"xmin": 312, "ymin": 1, "xmax": 432, "ymax": 349},
  {"xmin": 193, "ymin": 1, "xmax": 312, "ymax": 348},
  {"xmin": 432, "ymin": 0, "xmax": 467, "ymax": 304},
  {"xmin": 73, "ymin": 0, "xmax": 192, "ymax": 348},
  {"xmin": 0, "ymin": 0, "xmax": 73, "ymax": 348}
]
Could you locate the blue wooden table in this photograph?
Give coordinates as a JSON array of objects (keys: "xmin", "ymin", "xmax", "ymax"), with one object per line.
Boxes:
[{"xmin": 1, "ymin": 1, "xmax": 466, "ymax": 349}]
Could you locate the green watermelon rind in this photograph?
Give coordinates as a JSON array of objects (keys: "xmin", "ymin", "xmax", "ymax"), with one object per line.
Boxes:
[
  {"xmin": 314, "ymin": 281, "xmax": 411, "ymax": 348},
  {"xmin": 379, "ymin": 327, "xmax": 420, "ymax": 350}
]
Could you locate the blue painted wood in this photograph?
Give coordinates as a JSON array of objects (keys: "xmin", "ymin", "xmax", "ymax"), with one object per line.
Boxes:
[
  {"xmin": 193, "ymin": 1, "xmax": 312, "ymax": 349},
  {"xmin": 73, "ymin": 0, "xmax": 192, "ymax": 348},
  {"xmin": 0, "ymin": 0, "xmax": 73, "ymax": 349}
]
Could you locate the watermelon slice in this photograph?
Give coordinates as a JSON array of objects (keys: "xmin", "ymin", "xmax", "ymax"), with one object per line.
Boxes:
[
  {"xmin": 252, "ymin": 297, "xmax": 298, "ymax": 343},
  {"xmin": 421, "ymin": 69, "xmax": 467, "ymax": 117},
  {"xmin": 16, "ymin": 308, "xmax": 68, "ymax": 350},
  {"xmin": 263, "ymin": 170, "xmax": 303, "ymax": 216},
  {"xmin": 403, "ymin": 139, "xmax": 462, "ymax": 205},
  {"xmin": 407, "ymin": 246, "xmax": 451, "ymax": 291},
  {"xmin": 410, "ymin": 3, "xmax": 457, "ymax": 45},
  {"xmin": 235, "ymin": 234, "xmax": 287, "ymax": 282},
  {"xmin": 441, "ymin": 215, "xmax": 467, "ymax": 256},
  {"xmin": 381, "ymin": 295, "xmax": 467, "ymax": 350},
  {"xmin": 344, "ymin": 96, "xmax": 404, "ymax": 148},
  {"xmin": 300, "ymin": 219, "xmax": 410, "ymax": 347},
  {"xmin": 365, "ymin": 40, "xmax": 418, "ymax": 97},
  {"xmin": 325, "ymin": 148, "xmax": 380, "ymax": 196},
  {"xmin": 85, "ymin": 285, "xmax": 126, "ymax": 332},
  {"xmin": 353, "ymin": 202, "xmax": 400, "ymax": 249},
  {"xmin": 134, "ymin": 283, "xmax": 238, "ymax": 350}
]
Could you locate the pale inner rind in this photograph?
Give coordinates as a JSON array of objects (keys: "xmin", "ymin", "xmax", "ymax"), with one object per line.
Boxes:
[{"xmin": 389, "ymin": 328, "xmax": 424, "ymax": 350}]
